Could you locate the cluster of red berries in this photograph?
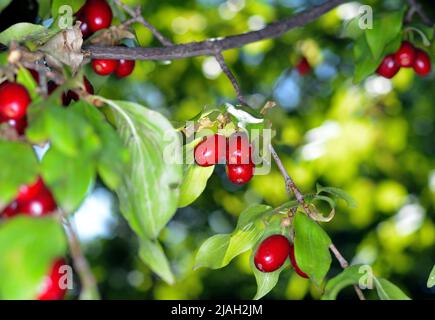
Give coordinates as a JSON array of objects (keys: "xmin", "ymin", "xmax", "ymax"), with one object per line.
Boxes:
[
  {"xmin": 254, "ymin": 234, "xmax": 308, "ymax": 278},
  {"xmin": 0, "ymin": 177, "xmax": 67, "ymax": 299},
  {"xmin": 194, "ymin": 133, "xmax": 256, "ymax": 185},
  {"xmin": 377, "ymin": 41, "xmax": 431, "ymax": 79},
  {"xmin": 76, "ymin": 0, "xmax": 136, "ymax": 78}
]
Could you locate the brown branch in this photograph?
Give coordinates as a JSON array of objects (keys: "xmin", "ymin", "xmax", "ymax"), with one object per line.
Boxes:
[
  {"xmin": 269, "ymin": 144, "xmax": 366, "ymax": 300},
  {"xmin": 84, "ymin": 0, "xmax": 345, "ymax": 60},
  {"xmin": 406, "ymin": 0, "xmax": 433, "ymax": 25},
  {"xmin": 113, "ymin": 0, "xmax": 173, "ymax": 46},
  {"xmin": 62, "ymin": 215, "xmax": 100, "ymax": 300}
]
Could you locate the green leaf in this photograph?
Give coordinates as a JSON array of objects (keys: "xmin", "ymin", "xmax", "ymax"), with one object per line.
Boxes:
[
  {"xmin": 0, "ymin": 141, "xmax": 39, "ymax": 207},
  {"xmin": 353, "ymin": 36, "xmax": 381, "ymax": 84},
  {"xmin": 0, "ymin": 216, "xmax": 67, "ymax": 299},
  {"xmin": 51, "ymin": 0, "xmax": 85, "ymax": 19},
  {"xmin": 294, "ymin": 213, "xmax": 332, "ymax": 286},
  {"xmin": 194, "ymin": 223, "xmax": 263, "ymax": 270},
  {"xmin": 100, "ymin": 98, "xmax": 183, "ymax": 239},
  {"xmin": 374, "ymin": 278, "xmax": 411, "ymax": 300},
  {"xmin": 0, "ymin": 23, "xmax": 47, "ymax": 45},
  {"xmin": 316, "ymin": 184, "xmax": 357, "ymax": 208},
  {"xmin": 139, "ymin": 239, "xmax": 175, "ymax": 285},
  {"xmin": 236, "ymin": 204, "xmax": 272, "ymax": 230},
  {"xmin": 340, "ymin": 16, "xmax": 364, "ymax": 39},
  {"xmin": 72, "ymin": 101, "xmax": 129, "ymax": 190},
  {"xmin": 178, "ymin": 164, "xmax": 214, "ymax": 208},
  {"xmin": 427, "ymin": 265, "xmax": 435, "ymax": 288},
  {"xmin": 16, "ymin": 67, "xmax": 39, "ymax": 101},
  {"xmin": 322, "ymin": 264, "xmax": 365, "ymax": 300},
  {"xmin": 365, "ymin": 10, "xmax": 405, "ymax": 59},
  {"xmin": 251, "ymin": 256, "xmax": 288, "ymax": 300},
  {"xmin": 41, "ymin": 148, "xmax": 95, "ymax": 213},
  {"xmin": 0, "ymin": 0, "xmax": 12, "ymax": 12}
]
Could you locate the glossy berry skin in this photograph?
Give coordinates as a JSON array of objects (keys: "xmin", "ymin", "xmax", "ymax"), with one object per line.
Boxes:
[
  {"xmin": 289, "ymin": 244, "xmax": 309, "ymax": 278},
  {"xmin": 16, "ymin": 176, "xmax": 45, "ymax": 203},
  {"xmin": 0, "ymin": 82, "xmax": 31, "ymax": 120},
  {"xmin": 413, "ymin": 49, "xmax": 432, "ymax": 76},
  {"xmin": 92, "ymin": 59, "xmax": 118, "ymax": 75},
  {"xmin": 37, "ymin": 258, "xmax": 67, "ymax": 300},
  {"xmin": 254, "ymin": 235, "xmax": 291, "ymax": 273},
  {"xmin": 115, "ymin": 59, "xmax": 136, "ymax": 78},
  {"xmin": 296, "ymin": 57, "xmax": 311, "ymax": 76},
  {"xmin": 1, "ymin": 201, "xmax": 19, "ymax": 218},
  {"xmin": 0, "ymin": 116, "xmax": 28, "ymax": 136},
  {"xmin": 194, "ymin": 134, "xmax": 227, "ymax": 167},
  {"xmin": 226, "ymin": 163, "xmax": 255, "ymax": 185},
  {"xmin": 17, "ymin": 189, "xmax": 57, "ymax": 217},
  {"xmin": 394, "ymin": 41, "xmax": 416, "ymax": 67},
  {"xmin": 76, "ymin": 8, "xmax": 92, "ymax": 38},
  {"xmin": 84, "ymin": 0, "xmax": 113, "ymax": 33},
  {"xmin": 376, "ymin": 54, "xmax": 400, "ymax": 79},
  {"xmin": 227, "ymin": 133, "xmax": 252, "ymax": 165}
]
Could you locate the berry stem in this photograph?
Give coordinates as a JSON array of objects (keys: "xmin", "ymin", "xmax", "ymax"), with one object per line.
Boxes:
[{"xmin": 62, "ymin": 212, "xmax": 100, "ymax": 300}]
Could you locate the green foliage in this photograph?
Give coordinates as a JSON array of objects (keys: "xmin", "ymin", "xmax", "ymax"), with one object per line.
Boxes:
[
  {"xmin": 16, "ymin": 67, "xmax": 39, "ymax": 101},
  {"xmin": 427, "ymin": 266, "xmax": 435, "ymax": 288},
  {"xmin": 51, "ymin": 0, "xmax": 85, "ymax": 20},
  {"xmin": 322, "ymin": 264, "xmax": 365, "ymax": 300},
  {"xmin": 0, "ymin": 216, "xmax": 67, "ymax": 299},
  {"xmin": 139, "ymin": 239, "xmax": 175, "ymax": 285},
  {"xmin": 0, "ymin": 0, "xmax": 11, "ymax": 12},
  {"xmin": 374, "ymin": 278, "xmax": 411, "ymax": 300},
  {"xmin": 0, "ymin": 23, "xmax": 47, "ymax": 45},
  {"xmin": 0, "ymin": 141, "xmax": 39, "ymax": 207},
  {"xmin": 294, "ymin": 213, "xmax": 331, "ymax": 286},
  {"xmin": 178, "ymin": 165, "xmax": 214, "ymax": 208}
]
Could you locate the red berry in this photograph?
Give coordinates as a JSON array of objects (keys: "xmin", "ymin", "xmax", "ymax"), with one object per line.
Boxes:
[
  {"xmin": 226, "ymin": 163, "xmax": 254, "ymax": 185},
  {"xmin": 16, "ymin": 176, "xmax": 45, "ymax": 203},
  {"xmin": 0, "ymin": 82, "xmax": 31, "ymax": 120},
  {"xmin": 115, "ymin": 59, "xmax": 136, "ymax": 78},
  {"xmin": 0, "ymin": 115, "xmax": 28, "ymax": 135},
  {"xmin": 413, "ymin": 49, "xmax": 432, "ymax": 76},
  {"xmin": 76, "ymin": 7, "xmax": 92, "ymax": 38},
  {"xmin": 37, "ymin": 258, "xmax": 68, "ymax": 300},
  {"xmin": 194, "ymin": 134, "xmax": 227, "ymax": 167},
  {"xmin": 394, "ymin": 41, "xmax": 416, "ymax": 67},
  {"xmin": 84, "ymin": 0, "xmax": 113, "ymax": 33},
  {"xmin": 376, "ymin": 54, "xmax": 400, "ymax": 79},
  {"xmin": 92, "ymin": 59, "xmax": 118, "ymax": 76},
  {"xmin": 18, "ymin": 189, "xmax": 57, "ymax": 217},
  {"xmin": 1, "ymin": 201, "xmax": 19, "ymax": 218},
  {"xmin": 296, "ymin": 57, "xmax": 311, "ymax": 75},
  {"xmin": 226, "ymin": 133, "xmax": 252, "ymax": 165},
  {"xmin": 254, "ymin": 235, "xmax": 291, "ymax": 273},
  {"xmin": 289, "ymin": 244, "xmax": 309, "ymax": 278}
]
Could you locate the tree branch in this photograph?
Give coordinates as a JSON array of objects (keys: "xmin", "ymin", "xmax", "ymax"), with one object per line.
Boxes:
[
  {"xmin": 62, "ymin": 215, "xmax": 100, "ymax": 300},
  {"xmin": 84, "ymin": 0, "xmax": 345, "ymax": 60},
  {"xmin": 113, "ymin": 0, "xmax": 173, "ymax": 46},
  {"xmin": 406, "ymin": 0, "xmax": 433, "ymax": 25}
]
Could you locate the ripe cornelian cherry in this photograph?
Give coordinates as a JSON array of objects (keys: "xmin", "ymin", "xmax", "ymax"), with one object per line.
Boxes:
[
  {"xmin": 0, "ymin": 82, "xmax": 31, "ymax": 120},
  {"xmin": 254, "ymin": 235, "xmax": 291, "ymax": 272},
  {"xmin": 75, "ymin": 7, "xmax": 92, "ymax": 38},
  {"xmin": 37, "ymin": 258, "xmax": 68, "ymax": 300},
  {"xmin": 296, "ymin": 57, "xmax": 311, "ymax": 76},
  {"xmin": 289, "ymin": 244, "xmax": 309, "ymax": 278},
  {"xmin": 227, "ymin": 133, "xmax": 252, "ymax": 165},
  {"xmin": 413, "ymin": 49, "xmax": 432, "ymax": 76},
  {"xmin": 16, "ymin": 176, "xmax": 45, "ymax": 203},
  {"xmin": 115, "ymin": 59, "xmax": 136, "ymax": 78},
  {"xmin": 194, "ymin": 134, "xmax": 227, "ymax": 167},
  {"xmin": 394, "ymin": 41, "xmax": 416, "ymax": 67},
  {"xmin": 226, "ymin": 163, "xmax": 255, "ymax": 185},
  {"xmin": 376, "ymin": 54, "xmax": 400, "ymax": 79},
  {"xmin": 18, "ymin": 189, "xmax": 57, "ymax": 217},
  {"xmin": 92, "ymin": 59, "xmax": 118, "ymax": 75},
  {"xmin": 1, "ymin": 201, "xmax": 19, "ymax": 218},
  {"xmin": 84, "ymin": 0, "xmax": 113, "ymax": 33},
  {"xmin": 0, "ymin": 115, "xmax": 27, "ymax": 135}
]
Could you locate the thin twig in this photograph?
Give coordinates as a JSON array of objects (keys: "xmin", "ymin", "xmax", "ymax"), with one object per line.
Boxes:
[
  {"xmin": 406, "ymin": 0, "xmax": 433, "ymax": 25},
  {"xmin": 85, "ymin": 0, "xmax": 345, "ymax": 60},
  {"xmin": 62, "ymin": 214, "xmax": 100, "ymax": 300},
  {"xmin": 214, "ymin": 52, "xmax": 249, "ymax": 106},
  {"xmin": 113, "ymin": 0, "xmax": 173, "ymax": 46}
]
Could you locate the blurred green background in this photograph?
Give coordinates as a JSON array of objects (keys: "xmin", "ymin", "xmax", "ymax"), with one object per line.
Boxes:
[{"xmin": 3, "ymin": 0, "xmax": 435, "ymax": 299}]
